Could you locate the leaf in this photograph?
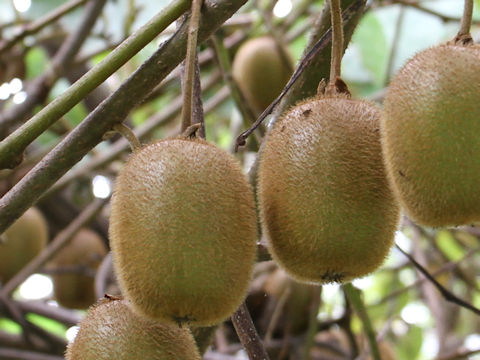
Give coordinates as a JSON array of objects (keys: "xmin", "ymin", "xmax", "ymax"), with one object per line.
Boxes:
[
  {"xmin": 0, "ymin": 317, "xmax": 22, "ymax": 334},
  {"xmin": 397, "ymin": 324, "xmax": 423, "ymax": 360},
  {"xmin": 352, "ymin": 12, "xmax": 388, "ymax": 86},
  {"xmin": 26, "ymin": 313, "xmax": 67, "ymax": 339},
  {"xmin": 436, "ymin": 230, "xmax": 465, "ymax": 261}
]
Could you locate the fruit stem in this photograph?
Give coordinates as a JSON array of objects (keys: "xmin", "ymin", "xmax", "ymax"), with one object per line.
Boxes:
[
  {"xmin": 327, "ymin": 0, "xmax": 344, "ymax": 92},
  {"xmin": 343, "ymin": 283, "xmax": 381, "ymax": 360},
  {"xmin": 181, "ymin": 0, "xmax": 203, "ymax": 132},
  {"xmin": 113, "ymin": 123, "xmax": 141, "ymax": 151},
  {"xmin": 231, "ymin": 302, "xmax": 270, "ymax": 360},
  {"xmin": 456, "ymin": 0, "xmax": 474, "ymax": 43}
]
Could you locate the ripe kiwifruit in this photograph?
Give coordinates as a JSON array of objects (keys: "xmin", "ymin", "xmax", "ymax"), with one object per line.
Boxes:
[
  {"xmin": 0, "ymin": 207, "xmax": 48, "ymax": 284},
  {"xmin": 232, "ymin": 36, "xmax": 293, "ymax": 114},
  {"xmin": 50, "ymin": 228, "xmax": 107, "ymax": 309},
  {"xmin": 258, "ymin": 94, "xmax": 400, "ymax": 284},
  {"xmin": 66, "ymin": 297, "xmax": 201, "ymax": 360},
  {"xmin": 109, "ymin": 138, "xmax": 257, "ymax": 326},
  {"xmin": 381, "ymin": 43, "xmax": 480, "ymax": 227}
]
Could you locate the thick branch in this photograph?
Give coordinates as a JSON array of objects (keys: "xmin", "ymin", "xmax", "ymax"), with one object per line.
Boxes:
[
  {"xmin": 0, "ymin": 0, "xmax": 247, "ymax": 234},
  {"xmin": 0, "ymin": 0, "xmax": 191, "ymax": 169}
]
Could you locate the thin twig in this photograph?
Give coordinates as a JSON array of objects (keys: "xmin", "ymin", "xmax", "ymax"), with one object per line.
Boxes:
[
  {"xmin": 231, "ymin": 302, "xmax": 270, "ymax": 360},
  {"xmin": 343, "ymin": 283, "xmax": 381, "ymax": 360},
  {"xmin": 0, "ymin": 348, "xmax": 64, "ymax": 360},
  {"xmin": 181, "ymin": 0, "xmax": 203, "ymax": 132},
  {"xmin": 0, "ymin": 198, "xmax": 108, "ymax": 297},
  {"xmin": 395, "ymin": 244, "xmax": 480, "ymax": 316},
  {"xmin": 384, "ymin": 6, "xmax": 404, "ymax": 85},
  {"xmin": 0, "ymin": 0, "xmax": 88, "ymax": 55},
  {"xmin": 301, "ymin": 286, "xmax": 322, "ymax": 360}
]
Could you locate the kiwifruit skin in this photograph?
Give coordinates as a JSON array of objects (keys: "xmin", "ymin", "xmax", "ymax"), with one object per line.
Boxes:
[
  {"xmin": 109, "ymin": 138, "xmax": 257, "ymax": 326},
  {"xmin": 258, "ymin": 95, "xmax": 400, "ymax": 284},
  {"xmin": 66, "ymin": 298, "xmax": 201, "ymax": 360},
  {"xmin": 0, "ymin": 208, "xmax": 48, "ymax": 283},
  {"xmin": 381, "ymin": 44, "xmax": 480, "ymax": 227},
  {"xmin": 232, "ymin": 36, "xmax": 292, "ymax": 114},
  {"xmin": 51, "ymin": 229, "xmax": 107, "ymax": 309}
]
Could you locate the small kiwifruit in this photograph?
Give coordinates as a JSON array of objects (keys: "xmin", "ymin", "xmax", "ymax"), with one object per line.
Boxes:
[
  {"xmin": 50, "ymin": 228, "xmax": 107, "ymax": 309},
  {"xmin": 66, "ymin": 297, "xmax": 201, "ymax": 360},
  {"xmin": 258, "ymin": 94, "xmax": 400, "ymax": 284},
  {"xmin": 0, "ymin": 207, "xmax": 48, "ymax": 284},
  {"xmin": 381, "ymin": 43, "xmax": 480, "ymax": 227},
  {"xmin": 232, "ymin": 36, "xmax": 293, "ymax": 115},
  {"xmin": 109, "ymin": 137, "xmax": 257, "ymax": 326}
]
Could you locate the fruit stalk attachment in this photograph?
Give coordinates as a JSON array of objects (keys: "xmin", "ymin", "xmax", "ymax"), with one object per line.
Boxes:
[
  {"xmin": 231, "ymin": 302, "xmax": 270, "ymax": 360},
  {"xmin": 181, "ymin": 0, "xmax": 204, "ymax": 132},
  {"xmin": 455, "ymin": 0, "xmax": 474, "ymax": 44},
  {"xmin": 112, "ymin": 124, "xmax": 141, "ymax": 151},
  {"xmin": 326, "ymin": 0, "xmax": 344, "ymax": 94}
]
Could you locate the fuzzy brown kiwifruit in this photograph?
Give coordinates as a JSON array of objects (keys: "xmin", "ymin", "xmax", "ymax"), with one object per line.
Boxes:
[
  {"xmin": 232, "ymin": 36, "xmax": 293, "ymax": 115},
  {"xmin": 109, "ymin": 137, "xmax": 257, "ymax": 326},
  {"xmin": 50, "ymin": 228, "xmax": 107, "ymax": 309},
  {"xmin": 0, "ymin": 207, "xmax": 48, "ymax": 284},
  {"xmin": 381, "ymin": 43, "xmax": 480, "ymax": 227},
  {"xmin": 66, "ymin": 297, "xmax": 201, "ymax": 360},
  {"xmin": 258, "ymin": 94, "xmax": 400, "ymax": 284}
]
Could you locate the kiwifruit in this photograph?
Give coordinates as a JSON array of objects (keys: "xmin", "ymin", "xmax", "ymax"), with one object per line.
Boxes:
[
  {"xmin": 381, "ymin": 43, "xmax": 480, "ymax": 227},
  {"xmin": 258, "ymin": 94, "xmax": 400, "ymax": 284},
  {"xmin": 50, "ymin": 228, "xmax": 107, "ymax": 309},
  {"xmin": 232, "ymin": 36, "xmax": 293, "ymax": 115},
  {"xmin": 66, "ymin": 297, "xmax": 201, "ymax": 360},
  {"xmin": 0, "ymin": 207, "xmax": 48, "ymax": 284},
  {"xmin": 109, "ymin": 137, "xmax": 257, "ymax": 326}
]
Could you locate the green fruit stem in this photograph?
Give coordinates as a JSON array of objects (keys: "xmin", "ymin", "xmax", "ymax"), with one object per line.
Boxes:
[
  {"xmin": 457, "ymin": 0, "xmax": 474, "ymax": 41},
  {"xmin": 328, "ymin": 0, "xmax": 344, "ymax": 90},
  {"xmin": 181, "ymin": 0, "xmax": 203, "ymax": 132}
]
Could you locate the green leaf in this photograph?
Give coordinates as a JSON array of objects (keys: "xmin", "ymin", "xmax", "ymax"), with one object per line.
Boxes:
[
  {"xmin": 352, "ymin": 12, "xmax": 388, "ymax": 86},
  {"xmin": 0, "ymin": 318, "xmax": 22, "ymax": 334},
  {"xmin": 26, "ymin": 313, "xmax": 67, "ymax": 339},
  {"xmin": 397, "ymin": 324, "xmax": 422, "ymax": 360},
  {"xmin": 25, "ymin": 47, "xmax": 49, "ymax": 80},
  {"xmin": 436, "ymin": 230, "xmax": 465, "ymax": 261}
]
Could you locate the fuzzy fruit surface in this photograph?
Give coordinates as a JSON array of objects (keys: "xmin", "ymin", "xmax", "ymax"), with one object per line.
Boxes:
[
  {"xmin": 232, "ymin": 36, "xmax": 292, "ymax": 115},
  {"xmin": 382, "ymin": 44, "xmax": 480, "ymax": 227},
  {"xmin": 50, "ymin": 228, "xmax": 107, "ymax": 309},
  {"xmin": 258, "ymin": 95, "xmax": 400, "ymax": 284},
  {"xmin": 109, "ymin": 138, "xmax": 257, "ymax": 326},
  {"xmin": 0, "ymin": 207, "xmax": 48, "ymax": 283},
  {"xmin": 66, "ymin": 298, "xmax": 201, "ymax": 360}
]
